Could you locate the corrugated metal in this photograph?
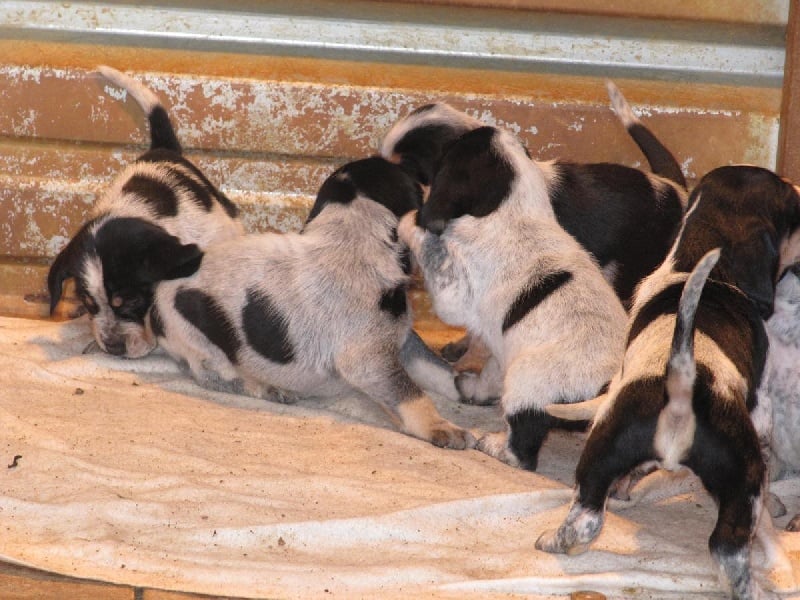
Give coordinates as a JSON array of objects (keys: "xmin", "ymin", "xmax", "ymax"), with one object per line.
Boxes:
[{"xmin": 1, "ymin": 0, "xmax": 788, "ymax": 85}]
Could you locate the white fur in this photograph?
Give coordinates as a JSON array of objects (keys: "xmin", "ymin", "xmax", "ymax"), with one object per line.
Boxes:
[{"xmin": 399, "ymin": 127, "xmax": 628, "ymax": 465}]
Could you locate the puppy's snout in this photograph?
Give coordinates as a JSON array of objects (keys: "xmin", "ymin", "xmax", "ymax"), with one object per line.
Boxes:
[{"xmin": 102, "ymin": 338, "xmax": 127, "ymax": 356}]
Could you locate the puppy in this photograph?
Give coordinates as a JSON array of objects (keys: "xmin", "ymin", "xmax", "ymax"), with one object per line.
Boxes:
[
  {"xmin": 764, "ymin": 262, "xmax": 800, "ymax": 530},
  {"xmin": 398, "ymin": 126, "xmax": 629, "ymax": 470},
  {"xmin": 383, "ymin": 84, "xmax": 687, "ymax": 367},
  {"xmin": 147, "ymin": 156, "xmax": 474, "ymax": 449},
  {"xmin": 47, "ymin": 65, "xmax": 244, "ymax": 357},
  {"xmin": 536, "ymin": 166, "xmax": 800, "ymax": 600}
]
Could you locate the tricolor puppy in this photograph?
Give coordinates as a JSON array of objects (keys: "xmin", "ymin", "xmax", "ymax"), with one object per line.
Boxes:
[
  {"xmin": 47, "ymin": 66, "xmax": 244, "ymax": 357},
  {"xmin": 537, "ymin": 166, "xmax": 800, "ymax": 600},
  {"xmin": 764, "ymin": 262, "xmax": 800, "ymax": 530},
  {"xmin": 398, "ymin": 126, "xmax": 628, "ymax": 470},
  {"xmin": 147, "ymin": 156, "xmax": 474, "ymax": 450},
  {"xmin": 383, "ymin": 84, "xmax": 687, "ymax": 366}
]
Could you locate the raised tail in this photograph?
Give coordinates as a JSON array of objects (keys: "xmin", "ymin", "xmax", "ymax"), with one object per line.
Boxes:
[
  {"xmin": 606, "ymin": 80, "xmax": 686, "ymax": 190},
  {"xmin": 96, "ymin": 65, "xmax": 182, "ymax": 153},
  {"xmin": 657, "ymin": 248, "xmax": 721, "ymax": 463}
]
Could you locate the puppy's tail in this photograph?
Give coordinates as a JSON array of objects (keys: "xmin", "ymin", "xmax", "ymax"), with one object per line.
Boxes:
[
  {"xmin": 606, "ymin": 80, "xmax": 686, "ymax": 190},
  {"xmin": 97, "ymin": 65, "xmax": 182, "ymax": 154},
  {"xmin": 661, "ymin": 248, "xmax": 720, "ymax": 448}
]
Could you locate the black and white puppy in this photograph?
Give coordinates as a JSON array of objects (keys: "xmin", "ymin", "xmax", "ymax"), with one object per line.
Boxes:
[
  {"xmin": 536, "ymin": 166, "xmax": 800, "ymax": 600},
  {"xmin": 47, "ymin": 65, "xmax": 244, "ymax": 357},
  {"xmin": 382, "ymin": 82, "xmax": 687, "ymax": 309},
  {"xmin": 146, "ymin": 156, "xmax": 474, "ymax": 450},
  {"xmin": 398, "ymin": 126, "xmax": 629, "ymax": 470},
  {"xmin": 382, "ymin": 84, "xmax": 687, "ymax": 369}
]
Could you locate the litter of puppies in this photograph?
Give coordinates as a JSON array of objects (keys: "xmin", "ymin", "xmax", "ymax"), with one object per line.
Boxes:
[{"xmin": 40, "ymin": 66, "xmax": 800, "ymax": 600}]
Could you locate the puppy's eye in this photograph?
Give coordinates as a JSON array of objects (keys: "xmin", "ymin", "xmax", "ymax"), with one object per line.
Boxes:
[{"xmin": 111, "ymin": 295, "xmax": 124, "ymax": 308}]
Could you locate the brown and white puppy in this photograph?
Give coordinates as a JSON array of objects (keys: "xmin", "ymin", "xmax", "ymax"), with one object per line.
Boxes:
[
  {"xmin": 47, "ymin": 66, "xmax": 244, "ymax": 357},
  {"xmin": 398, "ymin": 126, "xmax": 628, "ymax": 470},
  {"xmin": 147, "ymin": 156, "xmax": 474, "ymax": 450},
  {"xmin": 382, "ymin": 83, "xmax": 687, "ymax": 368},
  {"xmin": 536, "ymin": 166, "xmax": 800, "ymax": 600}
]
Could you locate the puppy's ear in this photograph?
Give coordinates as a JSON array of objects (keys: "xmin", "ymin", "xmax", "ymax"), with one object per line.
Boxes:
[
  {"xmin": 419, "ymin": 127, "xmax": 513, "ymax": 234},
  {"xmin": 47, "ymin": 226, "xmax": 93, "ymax": 315},
  {"xmin": 139, "ymin": 234, "xmax": 203, "ymax": 283}
]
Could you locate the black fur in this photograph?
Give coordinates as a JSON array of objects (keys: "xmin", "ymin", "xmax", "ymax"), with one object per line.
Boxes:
[
  {"xmin": 122, "ymin": 174, "xmax": 179, "ymax": 217},
  {"xmin": 673, "ymin": 166, "xmax": 800, "ymax": 318},
  {"xmin": 149, "ymin": 302, "xmax": 165, "ymax": 339},
  {"xmin": 147, "ymin": 105, "xmax": 182, "ymax": 153},
  {"xmin": 549, "ymin": 162, "xmax": 683, "ymax": 305},
  {"xmin": 47, "ymin": 220, "xmax": 98, "ymax": 314},
  {"xmin": 306, "ymin": 157, "xmax": 424, "ymax": 224},
  {"xmin": 508, "ymin": 408, "xmax": 590, "ymax": 471},
  {"xmin": 502, "ymin": 270, "xmax": 573, "ymax": 332},
  {"xmin": 379, "ymin": 285, "xmax": 408, "ymax": 318},
  {"xmin": 418, "ymin": 127, "xmax": 514, "ymax": 234},
  {"xmin": 241, "ymin": 288, "xmax": 295, "ymax": 364},
  {"xmin": 175, "ymin": 288, "xmax": 241, "ymax": 364},
  {"xmin": 136, "ymin": 149, "xmax": 240, "ymax": 218},
  {"xmin": 392, "ymin": 121, "xmax": 470, "ymax": 186},
  {"xmin": 625, "ymin": 123, "xmax": 686, "ymax": 188}
]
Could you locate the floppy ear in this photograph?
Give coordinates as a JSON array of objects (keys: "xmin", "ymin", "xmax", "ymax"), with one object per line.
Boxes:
[
  {"xmin": 47, "ymin": 227, "xmax": 92, "ymax": 315},
  {"xmin": 419, "ymin": 127, "xmax": 513, "ymax": 234},
  {"xmin": 139, "ymin": 233, "xmax": 203, "ymax": 283}
]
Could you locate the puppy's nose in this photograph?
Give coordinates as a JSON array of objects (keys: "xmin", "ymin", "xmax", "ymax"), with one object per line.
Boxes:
[{"xmin": 103, "ymin": 339, "xmax": 127, "ymax": 356}]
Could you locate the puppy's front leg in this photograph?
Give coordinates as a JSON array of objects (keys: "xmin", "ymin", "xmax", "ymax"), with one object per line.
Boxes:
[
  {"xmin": 398, "ymin": 211, "xmax": 472, "ymax": 325},
  {"xmin": 335, "ymin": 343, "xmax": 474, "ymax": 449}
]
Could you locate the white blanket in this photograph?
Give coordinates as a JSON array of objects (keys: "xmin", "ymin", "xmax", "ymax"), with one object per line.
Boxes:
[{"xmin": 2, "ymin": 315, "xmax": 800, "ymax": 599}]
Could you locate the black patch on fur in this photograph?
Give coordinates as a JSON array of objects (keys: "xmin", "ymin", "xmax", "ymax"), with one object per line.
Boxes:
[
  {"xmin": 573, "ymin": 376, "xmax": 662, "ymax": 510},
  {"xmin": 136, "ymin": 149, "xmax": 240, "ymax": 218},
  {"xmin": 149, "ymin": 303, "xmax": 165, "ymax": 338},
  {"xmin": 419, "ymin": 127, "xmax": 514, "ymax": 234},
  {"xmin": 625, "ymin": 123, "xmax": 686, "ymax": 189},
  {"xmin": 672, "ymin": 166, "xmax": 800, "ymax": 317},
  {"xmin": 549, "ymin": 162, "xmax": 683, "ymax": 306},
  {"xmin": 393, "ymin": 122, "xmax": 471, "ymax": 186},
  {"xmin": 306, "ymin": 156, "xmax": 424, "ymax": 224},
  {"xmin": 175, "ymin": 288, "xmax": 241, "ymax": 364},
  {"xmin": 122, "ymin": 174, "xmax": 179, "ymax": 217},
  {"xmin": 502, "ymin": 270, "xmax": 573, "ymax": 332},
  {"xmin": 242, "ymin": 288, "xmax": 295, "ymax": 364},
  {"xmin": 507, "ymin": 408, "xmax": 589, "ymax": 471},
  {"xmin": 94, "ymin": 218, "xmax": 203, "ymax": 324},
  {"xmin": 627, "ymin": 280, "xmax": 768, "ymax": 410},
  {"xmin": 147, "ymin": 105, "xmax": 182, "ymax": 153},
  {"xmin": 379, "ymin": 285, "xmax": 408, "ymax": 318}
]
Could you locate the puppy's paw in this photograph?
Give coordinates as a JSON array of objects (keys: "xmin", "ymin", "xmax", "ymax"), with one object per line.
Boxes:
[
  {"xmin": 429, "ymin": 420, "xmax": 476, "ymax": 450},
  {"xmin": 476, "ymin": 431, "xmax": 520, "ymax": 467},
  {"xmin": 456, "ymin": 372, "xmax": 499, "ymax": 406},
  {"xmin": 535, "ymin": 528, "xmax": 578, "ymax": 554}
]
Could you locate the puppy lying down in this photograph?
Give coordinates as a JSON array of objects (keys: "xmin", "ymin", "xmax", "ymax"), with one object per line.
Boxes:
[
  {"xmin": 399, "ymin": 125, "xmax": 628, "ymax": 470},
  {"xmin": 48, "ymin": 66, "xmax": 244, "ymax": 357},
  {"xmin": 146, "ymin": 157, "xmax": 473, "ymax": 449}
]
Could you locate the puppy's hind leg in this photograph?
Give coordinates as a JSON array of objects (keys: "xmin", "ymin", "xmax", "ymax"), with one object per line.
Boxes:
[
  {"xmin": 456, "ymin": 355, "xmax": 503, "ymax": 406},
  {"xmin": 537, "ymin": 399, "xmax": 658, "ymax": 553},
  {"xmin": 336, "ymin": 343, "xmax": 475, "ymax": 449}
]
